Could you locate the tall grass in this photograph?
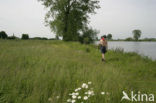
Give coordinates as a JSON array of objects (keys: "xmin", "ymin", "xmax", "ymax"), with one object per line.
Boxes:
[{"xmin": 0, "ymin": 40, "xmax": 156, "ymax": 103}]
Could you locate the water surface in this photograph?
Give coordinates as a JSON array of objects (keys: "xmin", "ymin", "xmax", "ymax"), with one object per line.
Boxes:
[{"xmin": 96, "ymin": 41, "xmax": 156, "ymax": 60}]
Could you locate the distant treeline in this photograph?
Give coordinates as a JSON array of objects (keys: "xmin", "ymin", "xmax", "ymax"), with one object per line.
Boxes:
[
  {"xmin": 0, "ymin": 31, "xmax": 59, "ymax": 40},
  {"xmin": 1, "ymin": 30, "xmax": 156, "ymax": 42},
  {"xmin": 0, "ymin": 30, "xmax": 99, "ymax": 44},
  {"xmin": 124, "ymin": 37, "xmax": 156, "ymax": 41},
  {"xmin": 110, "ymin": 38, "xmax": 156, "ymax": 42},
  {"xmin": 109, "ymin": 29, "xmax": 156, "ymax": 42}
]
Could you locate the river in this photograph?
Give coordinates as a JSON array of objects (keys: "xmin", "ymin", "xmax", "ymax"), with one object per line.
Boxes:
[{"xmin": 95, "ymin": 41, "xmax": 156, "ymax": 60}]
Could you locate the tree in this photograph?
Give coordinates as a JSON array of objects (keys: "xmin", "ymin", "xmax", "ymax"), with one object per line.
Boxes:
[
  {"xmin": 132, "ymin": 30, "xmax": 142, "ymax": 41},
  {"xmin": 107, "ymin": 34, "xmax": 112, "ymax": 40},
  {"xmin": 38, "ymin": 0, "xmax": 100, "ymax": 41},
  {"xmin": 22, "ymin": 34, "xmax": 29, "ymax": 40},
  {"xmin": 0, "ymin": 31, "xmax": 8, "ymax": 39},
  {"xmin": 79, "ymin": 27, "xmax": 98, "ymax": 44}
]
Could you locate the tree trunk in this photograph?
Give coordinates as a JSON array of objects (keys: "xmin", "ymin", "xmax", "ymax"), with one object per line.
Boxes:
[{"xmin": 63, "ymin": 0, "xmax": 71, "ymax": 41}]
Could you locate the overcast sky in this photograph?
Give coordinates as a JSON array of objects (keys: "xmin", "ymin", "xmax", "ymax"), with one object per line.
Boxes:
[{"xmin": 0, "ymin": 0, "xmax": 156, "ymax": 39}]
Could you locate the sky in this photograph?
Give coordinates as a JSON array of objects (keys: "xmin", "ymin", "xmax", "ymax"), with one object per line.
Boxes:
[{"xmin": 0, "ymin": 0, "xmax": 156, "ymax": 39}]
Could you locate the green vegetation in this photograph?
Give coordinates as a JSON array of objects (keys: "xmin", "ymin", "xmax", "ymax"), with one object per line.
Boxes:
[
  {"xmin": 79, "ymin": 28, "xmax": 99, "ymax": 44},
  {"xmin": 132, "ymin": 29, "xmax": 142, "ymax": 41},
  {"xmin": 38, "ymin": 0, "xmax": 100, "ymax": 41},
  {"xmin": 22, "ymin": 34, "xmax": 29, "ymax": 40},
  {"xmin": 0, "ymin": 31, "xmax": 8, "ymax": 39},
  {"xmin": 0, "ymin": 40, "xmax": 156, "ymax": 103},
  {"xmin": 107, "ymin": 34, "xmax": 112, "ymax": 40}
]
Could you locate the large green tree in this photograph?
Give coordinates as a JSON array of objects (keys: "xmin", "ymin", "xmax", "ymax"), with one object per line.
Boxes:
[
  {"xmin": 132, "ymin": 29, "xmax": 142, "ymax": 41},
  {"xmin": 38, "ymin": 0, "xmax": 100, "ymax": 41},
  {"xmin": 0, "ymin": 31, "xmax": 8, "ymax": 39}
]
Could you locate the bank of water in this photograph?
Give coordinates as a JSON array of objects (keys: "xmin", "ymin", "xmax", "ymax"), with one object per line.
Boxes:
[{"xmin": 95, "ymin": 41, "xmax": 156, "ymax": 60}]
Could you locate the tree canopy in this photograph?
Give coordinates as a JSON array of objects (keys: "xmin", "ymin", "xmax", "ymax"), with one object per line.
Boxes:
[
  {"xmin": 38, "ymin": 0, "xmax": 100, "ymax": 41},
  {"xmin": 107, "ymin": 34, "xmax": 112, "ymax": 40},
  {"xmin": 132, "ymin": 29, "xmax": 142, "ymax": 41},
  {"xmin": 0, "ymin": 31, "xmax": 8, "ymax": 39},
  {"xmin": 22, "ymin": 34, "xmax": 29, "ymax": 40}
]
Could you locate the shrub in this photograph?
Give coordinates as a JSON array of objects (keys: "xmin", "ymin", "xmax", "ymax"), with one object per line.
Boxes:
[
  {"xmin": 22, "ymin": 34, "xmax": 29, "ymax": 40},
  {"xmin": 7, "ymin": 36, "xmax": 16, "ymax": 40},
  {"xmin": 30, "ymin": 37, "xmax": 48, "ymax": 40},
  {"xmin": 79, "ymin": 28, "xmax": 99, "ymax": 44},
  {"xmin": 125, "ymin": 37, "xmax": 133, "ymax": 41}
]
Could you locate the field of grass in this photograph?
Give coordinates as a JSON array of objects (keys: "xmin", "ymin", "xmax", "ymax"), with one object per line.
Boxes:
[{"xmin": 0, "ymin": 40, "xmax": 156, "ymax": 103}]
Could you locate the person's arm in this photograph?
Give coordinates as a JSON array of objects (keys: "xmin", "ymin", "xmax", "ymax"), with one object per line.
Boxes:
[
  {"xmin": 98, "ymin": 40, "xmax": 102, "ymax": 49},
  {"xmin": 99, "ymin": 40, "xmax": 102, "ymax": 45}
]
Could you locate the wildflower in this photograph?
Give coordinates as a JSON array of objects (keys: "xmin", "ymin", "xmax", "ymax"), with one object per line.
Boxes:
[
  {"xmin": 70, "ymin": 92, "xmax": 76, "ymax": 96},
  {"xmin": 88, "ymin": 90, "xmax": 94, "ymax": 96},
  {"xmin": 78, "ymin": 96, "xmax": 81, "ymax": 99},
  {"xmin": 78, "ymin": 88, "xmax": 81, "ymax": 90},
  {"xmin": 71, "ymin": 99, "xmax": 76, "ymax": 103},
  {"xmin": 67, "ymin": 99, "xmax": 71, "ymax": 102},
  {"xmin": 75, "ymin": 92, "xmax": 79, "ymax": 96},
  {"xmin": 85, "ymin": 92, "xmax": 88, "ymax": 95},
  {"xmin": 82, "ymin": 83, "xmax": 88, "ymax": 89},
  {"xmin": 75, "ymin": 88, "xmax": 81, "ymax": 92},
  {"xmin": 84, "ymin": 96, "xmax": 88, "ymax": 100},
  {"xmin": 101, "ymin": 92, "xmax": 105, "ymax": 95},
  {"xmin": 72, "ymin": 95, "xmax": 77, "ymax": 99},
  {"xmin": 75, "ymin": 89, "xmax": 78, "ymax": 92},
  {"xmin": 88, "ymin": 82, "xmax": 91, "ymax": 84},
  {"xmin": 69, "ymin": 93, "xmax": 72, "ymax": 96}
]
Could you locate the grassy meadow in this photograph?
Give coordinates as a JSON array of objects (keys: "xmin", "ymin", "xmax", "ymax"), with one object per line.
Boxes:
[{"xmin": 0, "ymin": 40, "xmax": 156, "ymax": 103}]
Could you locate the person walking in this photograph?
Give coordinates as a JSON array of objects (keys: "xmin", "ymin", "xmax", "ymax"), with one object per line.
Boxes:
[{"xmin": 99, "ymin": 35, "xmax": 108, "ymax": 62}]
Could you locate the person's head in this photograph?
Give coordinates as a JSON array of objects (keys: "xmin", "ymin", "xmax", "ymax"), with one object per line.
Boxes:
[
  {"xmin": 103, "ymin": 35, "xmax": 107, "ymax": 39},
  {"xmin": 101, "ymin": 36, "xmax": 104, "ymax": 40}
]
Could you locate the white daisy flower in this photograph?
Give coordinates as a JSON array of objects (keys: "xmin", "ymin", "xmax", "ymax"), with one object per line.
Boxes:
[
  {"xmin": 67, "ymin": 99, "xmax": 71, "ymax": 102},
  {"xmin": 101, "ymin": 92, "xmax": 105, "ymax": 95},
  {"xmin": 82, "ymin": 83, "xmax": 87, "ymax": 88},
  {"xmin": 75, "ymin": 92, "xmax": 79, "ymax": 96},
  {"xmin": 78, "ymin": 96, "xmax": 81, "ymax": 99},
  {"xmin": 84, "ymin": 96, "xmax": 88, "ymax": 100},
  {"xmin": 78, "ymin": 88, "xmax": 81, "ymax": 90},
  {"xmin": 71, "ymin": 99, "xmax": 76, "ymax": 103},
  {"xmin": 75, "ymin": 89, "xmax": 78, "ymax": 92},
  {"xmin": 72, "ymin": 95, "xmax": 77, "ymax": 99},
  {"xmin": 85, "ymin": 85, "xmax": 88, "ymax": 89}
]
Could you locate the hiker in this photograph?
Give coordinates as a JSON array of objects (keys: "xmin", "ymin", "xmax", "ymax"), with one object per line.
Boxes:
[{"xmin": 99, "ymin": 35, "xmax": 108, "ymax": 62}]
